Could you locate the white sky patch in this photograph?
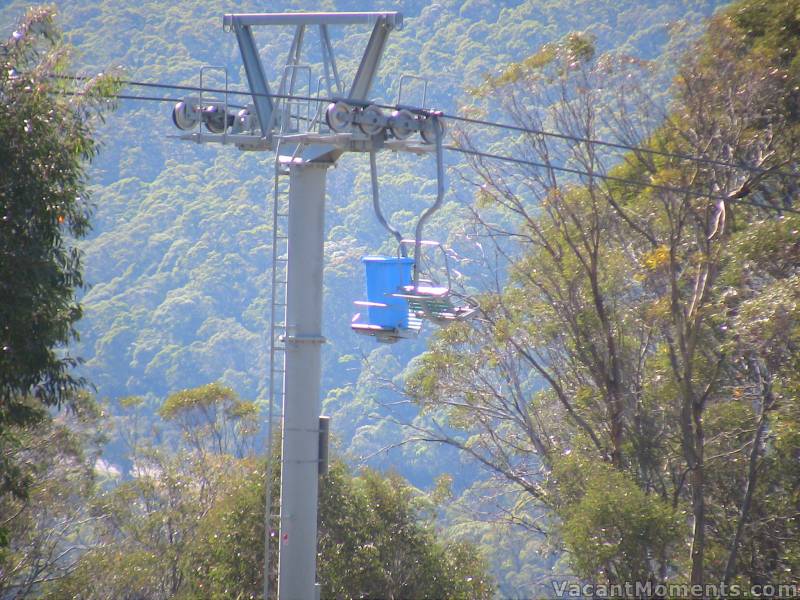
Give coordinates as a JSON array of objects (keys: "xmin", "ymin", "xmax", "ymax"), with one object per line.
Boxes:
[{"xmin": 94, "ymin": 458, "xmax": 122, "ymax": 479}]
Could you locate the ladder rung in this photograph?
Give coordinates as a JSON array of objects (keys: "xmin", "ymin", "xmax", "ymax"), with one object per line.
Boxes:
[{"xmin": 276, "ymin": 212, "xmax": 289, "ymax": 218}]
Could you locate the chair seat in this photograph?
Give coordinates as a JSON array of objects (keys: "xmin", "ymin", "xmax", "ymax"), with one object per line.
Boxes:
[
  {"xmin": 390, "ymin": 288, "xmax": 477, "ymax": 323},
  {"xmin": 351, "ymin": 310, "xmax": 422, "ymax": 343},
  {"xmin": 396, "ymin": 284, "xmax": 449, "ymax": 297}
]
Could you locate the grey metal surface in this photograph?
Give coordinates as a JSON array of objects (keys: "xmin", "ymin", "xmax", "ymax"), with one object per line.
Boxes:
[
  {"xmin": 348, "ymin": 16, "xmax": 394, "ymax": 101},
  {"xmin": 278, "ymin": 162, "xmax": 329, "ymax": 600},
  {"xmin": 264, "ymin": 156, "xmax": 290, "ymax": 600},
  {"xmin": 318, "ymin": 25, "xmax": 343, "ymax": 97},
  {"xmin": 232, "ymin": 22, "xmax": 273, "ymax": 136},
  {"xmin": 412, "ymin": 116, "xmax": 445, "ymax": 290},
  {"xmin": 268, "ymin": 26, "xmax": 306, "ymax": 135},
  {"xmin": 224, "ymin": 12, "xmax": 402, "ymax": 28},
  {"xmin": 369, "ymin": 150, "xmax": 406, "ymax": 255},
  {"xmin": 318, "ymin": 416, "xmax": 330, "ymax": 476}
]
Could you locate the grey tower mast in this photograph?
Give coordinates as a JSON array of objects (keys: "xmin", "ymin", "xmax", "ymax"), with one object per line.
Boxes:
[{"xmin": 170, "ymin": 11, "xmax": 445, "ymax": 599}]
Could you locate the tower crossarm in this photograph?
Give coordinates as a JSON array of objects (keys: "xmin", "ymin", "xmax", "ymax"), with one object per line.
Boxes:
[{"xmin": 222, "ymin": 12, "xmax": 402, "ymax": 28}]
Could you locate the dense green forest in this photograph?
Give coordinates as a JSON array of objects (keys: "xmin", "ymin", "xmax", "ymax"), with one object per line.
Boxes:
[
  {"xmin": 3, "ymin": 0, "xmax": 799, "ymax": 597},
  {"xmin": 0, "ymin": 0, "xmax": 728, "ymax": 475}
]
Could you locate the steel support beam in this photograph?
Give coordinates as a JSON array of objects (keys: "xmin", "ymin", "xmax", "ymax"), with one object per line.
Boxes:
[
  {"xmin": 319, "ymin": 24, "xmax": 343, "ymax": 97},
  {"xmin": 278, "ymin": 160, "xmax": 328, "ymax": 600},
  {"xmin": 348, "ymin": 16, "xmax": 394, "ymax": 101},
  {"xmin": 225, "ymin": 12, "xmax": 402, "ymax": 28},
  {"xmin": 232, "ymin": 22, "xmax": 273, "ymax": 136}
]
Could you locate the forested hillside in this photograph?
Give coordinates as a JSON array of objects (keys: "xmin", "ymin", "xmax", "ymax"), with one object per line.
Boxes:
[
  {"xmin": 10, "ymin": 0, "xmax": 796, "ymax": 597},
  {"xmin": 0, "ymin": 0, "xmax": 727, "ymax": 470}
]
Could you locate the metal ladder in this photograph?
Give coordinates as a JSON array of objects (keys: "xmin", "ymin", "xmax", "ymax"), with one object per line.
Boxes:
[{"xmin": 264, "ymin": 146, "xmax": 290, "ymax": 600}]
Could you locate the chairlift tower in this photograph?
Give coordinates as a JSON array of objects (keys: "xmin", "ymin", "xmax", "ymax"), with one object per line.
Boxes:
[{"xmin": 169, "ymin": 11, "xmax": 451, "ymax": 600}]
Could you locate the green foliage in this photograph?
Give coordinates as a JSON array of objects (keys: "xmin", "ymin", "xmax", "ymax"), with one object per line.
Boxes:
[
  {"xmin": 318, "ymin": 464, "xmax": 493, "ymax": 599},
  {"xmin": 44, "ymin": 385, "xmax": 492, "ymax": 600},
  {"xmin": 0, "ymin": 0, "xmax": 748, "ymax": 594},
  {"xmin": 0, "ymin": 391, "xmax": 107, "ymax": 596},
  {"xmin": 157, "ymin": 382, "xmax": 259, "ymax": 458},
  {"xmin": 405, "ymin": 0, "xmax": 800, "ymax": 590},
  {"xmin": 158, "ymin": 381, "xmax": 237, "ymax": 418},
  {"xmin": 181, "ymin": 464, "xmax": 266, "ymax": 599},
  {"xmin": 473, "ymin": 32, "xmax": 596, "ymax": 93},
  {"xmin": 0, "ymin": 7, "xmax": 117, "ymax": 559},
  {"xmin": 0, "ymin": 6, "xmax": 115, "ymax": 419},
  {"xmin": 183, "ymin": 460, "xmax": 494, "ymax": 600},
  {"xmin": 729, "ymin": 0, "xmax": 800, "ymax": 98},
  {"xmin": 552, "ymin": 455, "xmax": 680, "ymax": 583},
  {"xmin": 0, "ymin": 0, "xmax": 730, "ymax": 431}
]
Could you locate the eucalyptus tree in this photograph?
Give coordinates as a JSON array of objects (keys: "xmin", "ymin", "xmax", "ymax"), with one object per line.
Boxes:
[
  {"xmin": 406, "ymin": 0, "xmax": 800, "ymax": 589},
  {"xmin": 0, "ymin": 392, "xmax": 106, "ymax": 599},
  {"xmin": 45, "ymin": 383, "xmax": 493, "ymax": 600},
  {"xmin": 0, "ymin": 6, "xmax": 116, "ymax": 501}
]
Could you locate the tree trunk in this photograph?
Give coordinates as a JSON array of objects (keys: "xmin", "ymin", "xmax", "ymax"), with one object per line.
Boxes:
[
  {"xmin": 722, "ymin": 362, "xmax": 773, "ymax": 586},
  {"xmin": 689, "ymin": 402, "xmax": 705, "ymax": 594},
  {"xmin": 689, "ymin": 464, "xmax": 705, "ymax": 591}
]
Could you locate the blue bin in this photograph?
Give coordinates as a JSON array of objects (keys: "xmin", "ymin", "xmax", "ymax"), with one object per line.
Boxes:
[{"xmin": 362, "ymin": 256, "xmax": 414, "ymax": 328}]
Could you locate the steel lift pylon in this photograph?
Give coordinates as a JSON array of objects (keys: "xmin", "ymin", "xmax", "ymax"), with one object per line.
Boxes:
[{"xmin": 168, "ymin": 11, "xmax": 454, "ymax": 600}]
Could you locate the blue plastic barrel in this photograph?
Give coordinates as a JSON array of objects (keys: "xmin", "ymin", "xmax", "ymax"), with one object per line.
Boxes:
[{"xmin": 361, "ymin": 256, "xmax": 414, "ymax": 328}]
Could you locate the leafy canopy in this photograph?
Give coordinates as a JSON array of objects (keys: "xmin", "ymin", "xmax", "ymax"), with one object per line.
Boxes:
[{"xmin": 0, "ymin": 7, "xmax": 117, "ymax": 417}]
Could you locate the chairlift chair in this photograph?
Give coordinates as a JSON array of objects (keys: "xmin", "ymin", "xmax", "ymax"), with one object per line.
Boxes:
[
  {"xmin": 390, "ymin": 239, "xmax": 477, "ymax": 325},
  {"xmin": 351, "ymin": 112, "xmax": 477, "ymax": 342},
  {"xmin": 351, "ymin": 255, "xmax": 422, "ymax": 343}
]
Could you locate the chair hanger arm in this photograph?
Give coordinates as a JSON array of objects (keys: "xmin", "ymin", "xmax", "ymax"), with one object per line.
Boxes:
[
  {"xmin": 413, "ymin": 115, "xmax": 444, "ymax": 288},
  {"xmin": 369, "ymin": 150, "xmax": 407, "ymax": 255}
]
